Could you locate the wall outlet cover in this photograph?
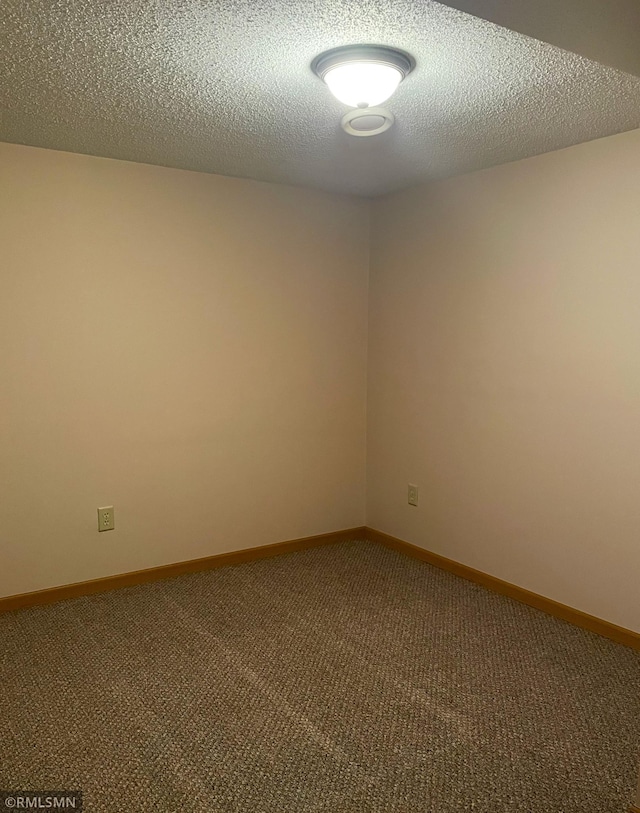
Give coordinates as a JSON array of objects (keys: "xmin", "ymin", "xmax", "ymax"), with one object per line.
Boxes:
[{"xmin": 97, "ymin": 506, "xmax": 115, "ymax": 531}]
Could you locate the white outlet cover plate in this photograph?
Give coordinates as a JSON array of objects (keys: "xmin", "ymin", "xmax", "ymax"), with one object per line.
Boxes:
[{"xmin": 97, "ymin": 506, "xmax": 115, "ymax": 531}]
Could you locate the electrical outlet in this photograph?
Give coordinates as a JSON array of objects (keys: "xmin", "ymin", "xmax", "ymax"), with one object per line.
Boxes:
[
  {"xmin": 408, "ymin": 484, "xmax": 418, "ymax": 507},
  {"xmin": 97, "ymin": 506, "xmax": 115, "ymax": 532}
]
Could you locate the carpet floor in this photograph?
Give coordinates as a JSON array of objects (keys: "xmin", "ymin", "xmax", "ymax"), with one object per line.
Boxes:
[{"xmin": 0, "ymin": 540, "xmax": 638, "ymax": 812}]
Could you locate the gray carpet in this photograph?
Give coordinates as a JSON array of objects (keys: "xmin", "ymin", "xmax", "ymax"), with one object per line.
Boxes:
[{"xmin": 0, "ymin": 540, "xmax": 638, "ymax": 812}]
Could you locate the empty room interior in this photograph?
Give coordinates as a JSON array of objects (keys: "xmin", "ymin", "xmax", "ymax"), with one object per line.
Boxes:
[{"xmin": 2, "ymin": 1, "xmax": 640, "ymax": 811}]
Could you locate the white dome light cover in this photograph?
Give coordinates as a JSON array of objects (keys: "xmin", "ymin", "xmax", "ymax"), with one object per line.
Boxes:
[
  {"xmin": 325, "ymin": 63, "xmax": 402, "ymax": 108},
  {"xmin": 312, "ymin": 45, "xmax": 414, "ymax": 109}
]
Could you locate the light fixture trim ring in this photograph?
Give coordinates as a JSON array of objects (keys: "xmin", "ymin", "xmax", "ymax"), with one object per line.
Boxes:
[{"xmin": 311, "ymin": 45, "xmax": 415, "ymax": 82}]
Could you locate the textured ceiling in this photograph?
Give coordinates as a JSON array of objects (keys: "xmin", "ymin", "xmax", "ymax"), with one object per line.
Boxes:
[{"xmin": 2, "ymin": 0, "xmax": 640, "ymax": 197}]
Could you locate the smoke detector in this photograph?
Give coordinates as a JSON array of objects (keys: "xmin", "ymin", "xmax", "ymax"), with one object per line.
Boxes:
[{"xmin": 341, "ymin": 107, "xmax": 395, "ymax": 137}]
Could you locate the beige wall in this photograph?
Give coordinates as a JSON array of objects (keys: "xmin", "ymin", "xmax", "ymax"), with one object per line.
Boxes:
[
  {"xmin": 4, "ymin": 129, "xmax": 640, "ymax": 633},
  {"xmin": 0, "ymin": 142, "xmax": 369, "ymax": 598},
  {"xmin": 368, "ymin": 128, "xmax": 640, "ymax": 633}
]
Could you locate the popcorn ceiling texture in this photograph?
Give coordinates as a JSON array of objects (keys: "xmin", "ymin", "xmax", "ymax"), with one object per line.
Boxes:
[{"xmin": 1, "ymin": 0, "xmax": 640, "ymax": 197}]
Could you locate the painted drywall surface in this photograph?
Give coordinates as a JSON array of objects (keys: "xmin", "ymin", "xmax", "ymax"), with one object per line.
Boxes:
[
  {"xmin": 367, "ymin": 128, "xmax": 640, "ymax": 633},
  {"xmin": 440, "ymin": 0, "xmax": 640, "ymax": 78},
  {"xmin": 0, "ymin": 142, "xmax": 369, "ymax": 597}
]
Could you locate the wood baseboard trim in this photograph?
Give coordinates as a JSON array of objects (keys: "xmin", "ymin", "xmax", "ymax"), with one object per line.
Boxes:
[
  {"xmin": 366, "ymin": 527, "xmax": 640, "ymax": 651},
  {"xmin": 0, "ymin": 526, "xmax": 367, "ymax": 614},
  {"xmin": 5, "ymin": 526, "xmax": 638, "ymax": 651}
]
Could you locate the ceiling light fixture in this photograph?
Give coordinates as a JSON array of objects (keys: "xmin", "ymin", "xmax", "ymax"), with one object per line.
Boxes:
[{"xmin": 312, "ymin": 45, "xmax": 414, "ymax": 109}]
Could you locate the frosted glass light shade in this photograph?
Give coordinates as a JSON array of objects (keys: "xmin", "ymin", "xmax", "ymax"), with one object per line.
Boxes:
[
  {"xmin": 312, "ymin": 45, "xmax": 414, "ymax": 110},
  {"xmin": 324, "ymin": 62, "xmax": 403, "ymax": 108}
]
